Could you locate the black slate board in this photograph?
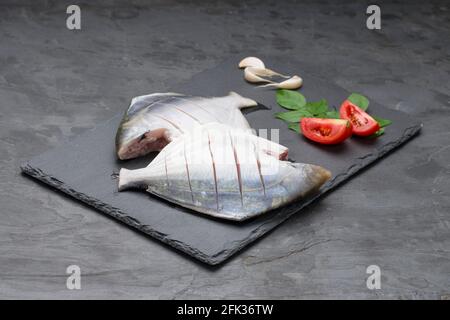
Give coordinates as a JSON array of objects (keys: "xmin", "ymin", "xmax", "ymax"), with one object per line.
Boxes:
[{"xmin": 21, "ymin": 58, "xmax": 422, "ymax": 265}]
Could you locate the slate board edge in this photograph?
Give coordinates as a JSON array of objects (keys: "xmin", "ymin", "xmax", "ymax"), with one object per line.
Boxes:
[{"xmin": 20, "ymin": 123, "xmax": 422, "ymax": 265}]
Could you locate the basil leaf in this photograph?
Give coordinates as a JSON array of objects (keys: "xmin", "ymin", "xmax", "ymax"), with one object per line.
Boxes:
[
  {"xmin": 275, "ymin": 109, "xmax": 312, "ymax": 122},
  {"xmin": 348, "ymin": 93, "xmax": 369, "ymax": 111},
  {"xmin": 288, "ymin": 122, "xmax": 301, "ymax": 133},
  {"xmin": 324, "ymin": 110, "xmax": 340, "ymax": 119},
  {"xmin": 367, "ymin": 128, "xmax": 385, "ymax": 138},
  {"xmin": 276, "ymin": 89, "xmax": 306, "ymax": 110},
  {"xmin": 372, "ymin": 116, "xmax": 392, "ymax": 128},
  {"xmin": 305, "ymin": 99, "xmax": 328, "ymax": 115}
]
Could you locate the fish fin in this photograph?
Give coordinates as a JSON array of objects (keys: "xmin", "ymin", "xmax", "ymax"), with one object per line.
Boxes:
[
  {"xmin": 118, "ymin": 168, "xmax": 148, "ymax": 191},
  {"xmin": 127, "ymin": 93, "xmax": 185, "ymax": 116},
  {"xmin": 130, "ymin": 92, "xmax": 183, "ymax": 105},
  {"xmin": 228, "ymin": 91, "xmax": 258, "ymax": 109},
  {"xmin": 240, "ymin": 103, "xmax": 271, "ymax": 114},
  {"xmin": 118, "ymin": 168, "xmax": 131, "ymax": 191}
]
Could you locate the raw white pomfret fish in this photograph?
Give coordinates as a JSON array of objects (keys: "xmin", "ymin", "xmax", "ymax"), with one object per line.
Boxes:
[
  {"xmin": 115, "ymin": 92, "xmax": 258, "ymax": 160},
  {"xmin": 118, "ymin": 123, "xmax": 331, "ymax": 221}
]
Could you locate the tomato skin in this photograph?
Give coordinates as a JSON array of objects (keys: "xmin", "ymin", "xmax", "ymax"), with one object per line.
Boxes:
[
  {"xmin": 339, "ymin": 100, "xmax": 380, "ymax": 136},
  {"xmin": 300, "ymin": 118, "xmax": 353, "ymax": 145}
]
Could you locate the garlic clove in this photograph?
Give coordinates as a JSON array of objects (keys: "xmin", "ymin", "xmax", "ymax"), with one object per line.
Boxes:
[
  {"xmin": 244, "ymin": 67, "xmax": 274, "ymax": 84},
  {"xmin": 246, "ymin": 67, "xmax": 290, "ymax": 78},
  {"xmin": 239, "ymin": 57, "xmax": 302, "ymax": 89},
  {"xmin": 258, "ymin": 75, "xmax": 303, "ymax": 90},
  {"xmin": 244, "ymin": 66, "xmax": 292, "ymax": 84},
  {"xmin": 238, "ymin": 57, "xmax": 265, "ymax": 69}
]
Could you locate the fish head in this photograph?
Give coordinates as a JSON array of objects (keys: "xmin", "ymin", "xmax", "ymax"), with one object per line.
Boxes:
[{"xmin": 115, "ymin": 122, "xmax": 172, "ymax": 160}]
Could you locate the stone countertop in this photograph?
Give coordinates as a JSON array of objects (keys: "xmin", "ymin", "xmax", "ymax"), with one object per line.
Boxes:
[{"xmin": 0, "ymin": 1, "xmax": 448, "ymax": 299}]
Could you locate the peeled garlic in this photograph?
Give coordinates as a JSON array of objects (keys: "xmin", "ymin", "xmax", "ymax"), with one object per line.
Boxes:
[
  {"xmin": 239, "ymin": 56, "xmax": 303, "ymax": 89},
  {"xmin": 259, "ymin": 75, "xmax": 303, "ymax": 90},
  {"xmin": 238, "ymin": 56, "xmax": 265, "ymax": 69},
  {"xmin": 244, "ymin": 67, "xmax": 290, "ymax": 84},
  {"xmin": 244, "ymin": 67, "xmax": 272, "ymax": 83},
  {"xmin": 249, "ymin": 67, "xmax": 289, "ymax": 78}
]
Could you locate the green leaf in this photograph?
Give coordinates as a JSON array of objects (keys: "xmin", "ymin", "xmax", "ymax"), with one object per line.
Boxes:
[
  {"xmin": 288, "ymin": 122, "xmax": 301, "ymax": 133},
  {"xmin": 348, "ymin": 93, "xmax": 369, "ymax": 111},
  {"xmin": 324, "ymin": 110, "xmax": 340, "ymax": 119},
  {"xmin": 276, "ymin": 89, "xmax": 307, "ymax": 110},
  {"xmin": 372, "ymin": 116, "xmax": 392, "ymax": 128},
  {"xmin": 275, "ymin": 109, "xmax": 312, "ymax": 122},
  {"xmin": 367, "ymin": 128, "xmax": 385, "ymax": 139},
  {"xmin": 305, "ymin": 99, "xmax": 328, "ymax": 116}
]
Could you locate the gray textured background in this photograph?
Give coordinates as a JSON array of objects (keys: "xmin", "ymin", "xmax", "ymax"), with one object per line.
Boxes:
[{"xmin": 0, "ymin": 0, "xmax": 449, "ymax": 299}]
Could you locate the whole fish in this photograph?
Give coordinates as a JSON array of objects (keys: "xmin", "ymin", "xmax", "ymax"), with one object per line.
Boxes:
[
  {"xmin": 118, "ymin": 123, "xmax": 331, "ymax": 221},
  {"xmin": 115, "ymin": 92, "xmax": 258, "ymax": 160}
]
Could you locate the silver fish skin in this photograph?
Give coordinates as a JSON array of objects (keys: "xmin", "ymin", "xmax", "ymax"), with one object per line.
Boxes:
[
  {"xmin": 118, "ymin": 123, "xmax": 331, "ymax": 221},
  {"xmin": 115, "ymin": 92, "xmax": 258, "ymax": 160}
]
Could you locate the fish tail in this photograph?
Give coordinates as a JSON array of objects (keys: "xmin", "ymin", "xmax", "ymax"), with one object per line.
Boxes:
[
  {"xmin": 228, "ymin": 91, "xmax": 258, "ymax": 109},
  {"xmin": 118, "ymin": 168, "xmax": 131, "ymax": 191},
  {"xmin": 118, "ymin": 168, "xmax": 147, "ymax": 191}
]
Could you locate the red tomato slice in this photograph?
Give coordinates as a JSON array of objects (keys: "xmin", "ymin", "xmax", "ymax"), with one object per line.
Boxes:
[
  {"xmin": 339, "ymin": 100, "xmax": 380, "ymax": 136},
  {"xmin": 300, "ymin": 118, "xmax": 353, "ymax": 145}
]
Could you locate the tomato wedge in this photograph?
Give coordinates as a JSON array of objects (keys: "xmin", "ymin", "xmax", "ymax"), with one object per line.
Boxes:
[
  {"xmin": 339, "ymin": 100, "xmax": 380, "ymax": 136},
  {"xmin": 300, "ymin": 118, "xmax": 352, "ymax": 145}
]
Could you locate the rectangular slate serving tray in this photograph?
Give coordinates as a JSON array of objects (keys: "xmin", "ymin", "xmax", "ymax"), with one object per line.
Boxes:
[{"xmin": 21, "ymin": 57, "xmax": 422, "ymax": 265}]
